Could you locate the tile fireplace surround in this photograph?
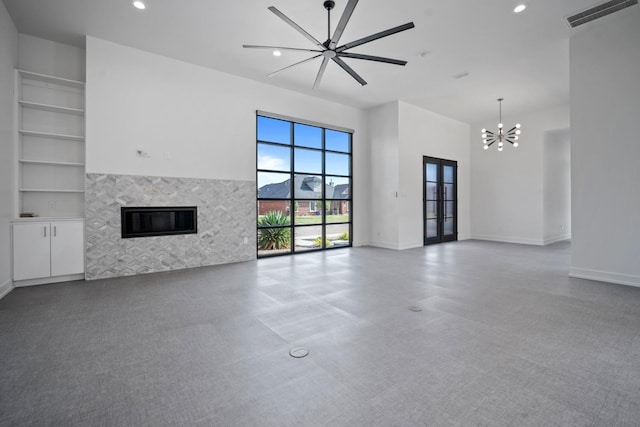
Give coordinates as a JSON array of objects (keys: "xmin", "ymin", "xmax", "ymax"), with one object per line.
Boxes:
[{"xmin": 85, "ymin": 173, "xmax": 255, "ymax": 280}]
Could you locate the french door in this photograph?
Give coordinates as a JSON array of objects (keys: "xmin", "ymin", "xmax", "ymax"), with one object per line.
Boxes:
[{"xmin": 423, "ymin": 156, "xmax": 457, "ymax": 245}]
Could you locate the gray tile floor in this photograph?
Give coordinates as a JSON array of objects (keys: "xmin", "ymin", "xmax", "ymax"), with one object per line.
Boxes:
[{"xmin": 1, "ymin": 240, "xmax": 640, "ymax": 426}]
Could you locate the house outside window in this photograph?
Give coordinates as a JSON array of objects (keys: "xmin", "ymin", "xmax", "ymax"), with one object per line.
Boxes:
[{"xmin": 256, "ymin": 114, "xmax": 352, "ymax": 257}]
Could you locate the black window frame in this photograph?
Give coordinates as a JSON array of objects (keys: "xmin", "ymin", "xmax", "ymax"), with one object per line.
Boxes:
[{"xmin": 256, "ymin": 113, "xmax": 353, "ymax": 257}]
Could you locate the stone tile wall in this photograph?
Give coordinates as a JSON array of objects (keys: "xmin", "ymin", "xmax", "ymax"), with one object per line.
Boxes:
[{"xmin": 85, "ymin": 173, "xmax": 256, "ymax": 280}]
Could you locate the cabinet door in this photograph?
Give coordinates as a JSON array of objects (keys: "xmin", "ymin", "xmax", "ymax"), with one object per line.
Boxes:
[
  {"xmin": 13, "ymin": 223, "xmax": 51, "ymax": 281},
  {"xmin": 50, "ymin": 221, "xmax": 84, "ymax": 277}
]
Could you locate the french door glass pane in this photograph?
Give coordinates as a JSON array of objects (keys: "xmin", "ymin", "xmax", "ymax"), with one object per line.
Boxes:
[
  {"xmin": 258, "ymin": 143, "xmax": 290, "ymax": 171},
  {"xmin": 445, "ymin": 202, "xmax": 455, "ymax": 219},
  {"xmin": 257, "ymin": 201, "xmax": 291, "ymax": 227},
  {"xmin": 426, "ymin": 220, "xmax": 438, "ymax": 238},
  {"xmin": 327, "ymin": 224, "xmax": 350, "ymax": 247},
  {"xmin": 294, "ymin": 174, "xmax": 323, "ymax": 199},
  {"xmin": 426, "ymin": 163, "xmax": 438, "ymax": 181},
  {"xmin": 444, "ymin": 183, "xmax": 454, "ymax": 201},
  {"xmin": 294, "ymin": 200, "xmax": 322, "ymax": 224},
  {"xmin": 294, "ymin": 148, "xmax": 322, "ymax": 174},
  {"xmin": 294, "ymin": 123, "xmax": 322, "ymax": 148},
  {"xmin": 325, "ymin": 152, "xmax": 350, "ymax": 176},
  {"xmin": 426, "ymin": 182, "xmax": 437, "ymax": 200},
  {"xmin": 294, "ymin": 225, "xmax": 323, "ymax": 252},
  {"xmin": 258, "ymin": 172, "xmax": 290, "ymax": 198},
  {"xmin": 426, "ymin": 201, "xmax": 438, "ymax": 219},
  {"xmin": 257, "ymin": 116, "xmax": 290, "ymax": 144},
  {"xmin": 444, "ymin": 220, "xmax": 454, "ymax": 236},
  {"xmin": 443, "ymin": 165, "xmax": 454, "ymax": 183},
  {"xmin": 257, "ymin": 227, "xmax": 292, "ymax": 256},
  {"xmin": 325, "ymin": 129, "xmax": 350, "ymax": 152},
  {"xmin": 326, "ymin": 201, "xmax": 350, "ymax": 223}
]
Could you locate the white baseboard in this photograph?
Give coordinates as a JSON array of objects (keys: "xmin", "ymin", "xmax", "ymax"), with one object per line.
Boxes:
[
  {"xmin": 471, "ymin": 234, "xmax": 545, "ymax": 246},
  {"xmin": 569, "ymin": 267, "xmax": 640, "ymax": 288},
  {"xmin": 0, "ymin": 279, "xmax": 13, "ymax": 300},
  {"xmin": 14, "ymin": 273, "xmax": 85, "ymax": 287},
  {"xmin": 544, "ymin": 234, "xmax": 571, "ymax": 245},
  {"xmin": 368, "ymin": 240, "xmax": 402, "ymax": 250}
]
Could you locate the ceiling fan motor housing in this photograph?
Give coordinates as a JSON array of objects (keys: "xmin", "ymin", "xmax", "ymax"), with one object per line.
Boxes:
[{"xmin": 324, "ymin": 1, "xmax": 335, "ymax": 11}]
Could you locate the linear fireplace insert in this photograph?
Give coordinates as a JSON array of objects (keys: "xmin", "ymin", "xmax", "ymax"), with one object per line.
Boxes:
[{"xmin": 121, "ymin": 206, "xmax": 197, "ymax": 238}]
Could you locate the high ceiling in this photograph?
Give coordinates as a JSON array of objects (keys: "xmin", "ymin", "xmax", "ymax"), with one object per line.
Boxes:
[{"xmin": 2, "ymin": 0, "xmax": 610, "ymax": 123}]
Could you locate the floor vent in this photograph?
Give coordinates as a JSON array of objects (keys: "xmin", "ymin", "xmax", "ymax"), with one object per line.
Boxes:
[{"xmin": 566, "ymin": 0, "xmax": 638, "ymax": 28}]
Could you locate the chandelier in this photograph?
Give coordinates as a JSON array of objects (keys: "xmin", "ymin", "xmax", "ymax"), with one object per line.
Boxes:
[{"xmin": 482, "ymin": 98, "xmax": 521, "ymax": 151}]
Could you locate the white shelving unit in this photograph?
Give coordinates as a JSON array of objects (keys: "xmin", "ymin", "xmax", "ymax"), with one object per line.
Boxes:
[{"xmin": 15, "ymin": 69, "xmax": 85, "ymax": 218}]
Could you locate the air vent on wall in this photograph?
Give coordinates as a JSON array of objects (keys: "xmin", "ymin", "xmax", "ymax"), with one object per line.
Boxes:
[{"xmin": 566, "ymin": 0, "xmax": 638, "ymax": 28}]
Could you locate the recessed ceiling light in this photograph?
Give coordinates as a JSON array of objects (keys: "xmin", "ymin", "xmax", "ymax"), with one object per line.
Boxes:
[
  {"xmin": 133, "ymin": 1, "xmax": 146, "ymax": 10},
  {"xmin": 514, "ymin": 4, "xmax": 527, "ymax": 13},
  {"xmin": 272, "ymin": 50, "xmax": 282, "ymax": 57}
]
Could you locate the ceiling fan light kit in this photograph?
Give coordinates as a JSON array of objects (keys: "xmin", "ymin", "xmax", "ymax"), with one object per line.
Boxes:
[
  {"xmin": 243, "ymin": 0, "xmax": 415, "ymax": 88},
  {"xmin": 482, "ymin": 98, "xmax": 521, "ymax": 152}
]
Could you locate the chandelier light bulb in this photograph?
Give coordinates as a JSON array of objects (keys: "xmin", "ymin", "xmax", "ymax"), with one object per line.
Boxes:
[
  {"xmin": 514, "ymin": 136, "xmax": 519, "ymax": 140},
  {"xmin": 515, "ymin": 130, "xmax": 521, "ymax": 135},
  {"xmin": 133, "ymin": 0, "xmax": 146, "ymax": 9},
  {"xmin": 481, "ymin": 128, "xmax": 487, "ymax": 133},
  {"xmin": 498, "ymin": 146, "xmax": 503, "ymax": 151},
  {"xmin": 482, "ymin": 133, "xmax": 487, "ymax": 138},
  {"xmin": 484, "ymin": 145, "xmax": 489, "ymax": 150},
  {"xmin": 513, "ymin": 142, "xmax": 519, "ymax": 147},
  {"xmin": 516, "ymin": 123, "xmax": 521, "ymax": 128},
  {"xmin": 498, "ymin": 142, "xmax": 504, "ymax": 147},
  {"xmin": 498, "ymin": 123, "xmax": 503, "ymax": 128}
]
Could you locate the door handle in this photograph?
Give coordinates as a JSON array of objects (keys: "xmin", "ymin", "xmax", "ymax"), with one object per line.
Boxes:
[
  {"xmin": 44, "ymin": 226, "xmax": 47, "ymax": 237},
  {"xmin": 53, "ymin": 226, "xmax": 57, "ymax": 237},
  {"xmin": 444, "ymin": 187, "xmax": 447, "ymax": 222}
]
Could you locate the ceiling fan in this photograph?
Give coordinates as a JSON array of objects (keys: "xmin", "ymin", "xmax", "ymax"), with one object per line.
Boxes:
[{"xmin": 243, "ymin": 0, "xmax": 415, "ymax": 88}]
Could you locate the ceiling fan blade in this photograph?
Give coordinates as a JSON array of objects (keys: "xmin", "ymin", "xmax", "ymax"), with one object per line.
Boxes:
[
  {"xmin": 332, "ymin": 56, "xmax": 367, "ymax": 86},
  {"xmin": 243, "ymin": 45, "xmax": 323, "ymax": 53},
  {"xmin": 329, "ymin": 0, "xmax": 359, "ymax": 50},
  {"xmin": 268, "ymin": 6, "xmax": 325, "ymax": 49},
  {"xmin": 336, "ymin": 22, "xmax": 415, "ymax": 52},
  {"xmin": 313, "ymin": 57, "xmax": 330, "ymax": 89},
  {"xmin": 338, "ymin": 52, "xmax": 407, "ymax": 66},
  {"xmin": 268, "ymin": 55, "xmax": 322, "ymax": 77}
]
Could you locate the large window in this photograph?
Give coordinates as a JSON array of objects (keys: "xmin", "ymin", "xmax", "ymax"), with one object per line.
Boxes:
[{"xmin": 257, "ymin": 114, "xmax": 352, "ymax": 257}]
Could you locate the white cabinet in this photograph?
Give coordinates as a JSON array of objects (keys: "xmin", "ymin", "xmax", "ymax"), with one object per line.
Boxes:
[
  {"xmin": 50, "ymin": 221, "xmax": 85, "ymax": 277},
  {"xmin": 15, "ymin": 70, "xmax": 85, "ymax": 218},
  {"xmin": 12, "ymin": 220, "xmax": 85, "ymax": 284},
  {"xmin": 13, "ymin": 222, "xmax": 51, "ymax": 281}
]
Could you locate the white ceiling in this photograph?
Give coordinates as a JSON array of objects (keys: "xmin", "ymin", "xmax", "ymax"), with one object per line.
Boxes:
[{"xmin": 2, "ymin": 0, "xmax": 609, "ymax": 123}]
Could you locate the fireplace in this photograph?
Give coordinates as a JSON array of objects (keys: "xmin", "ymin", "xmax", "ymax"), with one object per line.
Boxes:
[{"xmin": 121, "ymin": 206, "xmax": 197, "ymax": 238}]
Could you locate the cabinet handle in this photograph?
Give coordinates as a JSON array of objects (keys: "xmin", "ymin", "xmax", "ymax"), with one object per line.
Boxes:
[
  {"xmin": 44, "ymin": 226, "xmax": 47, "ymax": 237},
  {"xmin": 53, "ymin": 226, "xmax": 57, "ymax": 237}
]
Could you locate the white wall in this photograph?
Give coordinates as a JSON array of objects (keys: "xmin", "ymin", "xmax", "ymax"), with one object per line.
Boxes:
[
  {"xmin": 366, "ymin": 102, "xmax": 400, "ymax": 248},
  {"xmin": 365, "ymin": 101, "xmax": 470, "ymax": 250},
  {"xmin": 470, "ymin": 104, "xmax": 569, "ymax": 245},
  {"xmin": 0, "ymin": 2, "xmax": 18, "ymax": 298},
  {"xmin": 18, "ymin": 34, "xmax": 85, "ymax": 81},
  {"xmin": 398, "ymin": 102, "xmax": 471, "ymax": 248},
  {"xmin": 543, "ymin": 128, "xmax": 571, "ymax": 244},
  {"xmin": 85, "ymin": 37, "xmax": 370, "ymax": 245},
  {"xmin": 570, "ymin": 7, "xmax": 640, "ymax": 287}
]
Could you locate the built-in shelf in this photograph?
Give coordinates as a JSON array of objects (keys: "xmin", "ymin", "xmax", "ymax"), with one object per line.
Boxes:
[
  {"xmin": 20, "ymin": 189, "xmax": 85, "ymax": 193},
  {"xmin": 19, "ymin": 160, "xmax": 85, "ymax": 167},
  {"xmin": 18, "ymin": 69, "xmax": 85, "ymax": 89},
  {"xmin": 19, "ymin": 100, "xmax": 84, "ymax": 116},
  {"xmin": 16, "ymin": 69, "xmax": 86, "ymax": 219},
  {"xmin": 19, "ymin": 130, "xmax": 84, "ymax": 142}
]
